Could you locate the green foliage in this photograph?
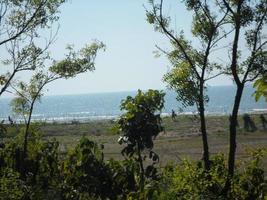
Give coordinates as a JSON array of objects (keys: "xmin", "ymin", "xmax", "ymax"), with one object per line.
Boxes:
[
  {"xmin": 10, "ymin": 76, "xmax": 45, "ymax": 120},
  {"xmin": 254, "ymin": 75, "xmax": 267, "ymax": 102},
  {"xmin": 0, "ymin": 168, "xmax": 27, "ymax": 200},
  {"xmin": 3, "ymin": 0, "xmax": 65, "ymax": 35},
  {"xmin": 0, "ymin": 76, "xmax": 6, "ymax": 86},
  {"xmin": 11, "ymin": 41, "xmax": 105, "ymax": 121},
  {"xmin": 117, "ymin": 89, "xmax": 165, "ymax": 195},
  {"xmin": 152, "ymin": 153, "xmax": 267, "ymax": 200},
  {"xmin": 62, "ymin": 137, "xmax": 116, "ymax": 200},
  {"xmin": 0, "ymin": 128, "xmax": 62, "ymax": 199},
  {"xmin": 163, "ymin": 61, "xmax": 199, "ymax": 107},
  {"xmin": 49, "ymin": 41, "xmax": 105, "ymax": 78},
  {"xmin": 118, "ymin": 89, "xmax": 165, "ymax": 154},
  {"xmin": 0, "ymin": 0, "xmax": 66, "ymax": 97},
  {"xmin": 0, "ymin": 122, "xmax": 7, "ymax": 140},
  {"xmin": 233, "ymin": 148, "xmax": 267, "ymax": 199},
  {"xmin": 153, "ymin": 155, "xmax": 227, "ymax": 200},
  {"xmin": 1, "ymin": 125, "xmax": 267, "ymax": 199},
  {"xmin": 146, "ymin": 0, "xmax": 223, "ymax": 109},
  {"xmin": 10, "ymin": 96, "xmax": 30, "ymax": 118},
  {"xmin": 9, "ymin": 41, "xmax": 105, "ymax": 164},
  {"xmin": 107, "ymin": 158, "xmax": 139, "ymax": 199}
]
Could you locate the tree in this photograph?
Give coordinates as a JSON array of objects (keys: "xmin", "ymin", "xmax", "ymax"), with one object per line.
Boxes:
[
  {"xmin": 146, "ymin": 0, "xmax": 229, "ymax": 170},
  {"xmin": 220, "ymin": 0, "xmax": 267, "ymax": 194},
  {"xmin": 117, "ymin": 89, "xmax": 165, "ymax": 192},
  {"xmin": 10, "ymin": 41, "xmax": 105, "ymax": 162},
  {"xmin": 0, "ymin": 0, "xmax": 65, "ymax": 97}
]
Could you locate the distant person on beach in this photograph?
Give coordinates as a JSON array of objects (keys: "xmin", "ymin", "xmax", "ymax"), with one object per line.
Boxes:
[
  {"xmin": 8, "ymin": 116, "xmax": 14, "ymax": 125},
  {"xmin": 243, "ymin": 114, "xmax": 257, "ymax": 132},
  {"xmin": 171, "ymin": 109, "xmax": 177, "ymax": 121},
  {"xmin": 260, "ymin": 114, "xmax": 267, "ymax": 130}
]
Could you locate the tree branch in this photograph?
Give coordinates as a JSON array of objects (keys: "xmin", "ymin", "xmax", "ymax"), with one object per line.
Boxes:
[
  {"xmin": 0, "ymin": 0, "xmax": 48, "ymax": 46},
  {"xmin": 157, "ymin": 0, "xmax": 201, "ymax": 79}
]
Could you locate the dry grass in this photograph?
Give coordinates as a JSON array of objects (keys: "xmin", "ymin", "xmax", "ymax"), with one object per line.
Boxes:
[
  {"xmin": 2, "ymin": 114, "xmax": 266, "ymax": 170},
  {"xmin": 35, "ymin": 114, "xmax": 267, "ymax": 170}
]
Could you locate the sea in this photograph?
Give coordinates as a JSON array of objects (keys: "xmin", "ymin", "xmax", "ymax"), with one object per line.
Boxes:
[{"xmin": 0, "ymin": 85, "xmax": 266, "ymax": 123}]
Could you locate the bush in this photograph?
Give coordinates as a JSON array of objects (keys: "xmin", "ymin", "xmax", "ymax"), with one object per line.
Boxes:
[
  {"xmin": 62, "ymin": 137, "xmax": 115, "ymax": 199},
  {"xmin": 0, "ymin": 130, "xmax": 62, "ymax": 199},
  {"xmin": 117, "ymin": 89, "xmax": 165, "ymax": 194},
  {"xmin": 1, "ymin": 126, "xmax": 266, "ymax": 199},
  {"xmin": 152, "ymin": 152, "xmax": 267, "ymax": 200},
  {"xmin": 0, "ymin": 168, "xmax": 27, "ymax": 200}
]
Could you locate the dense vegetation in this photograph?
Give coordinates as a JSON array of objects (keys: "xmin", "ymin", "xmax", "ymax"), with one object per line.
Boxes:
[{"xmin": 0, "ymin": 123, "xmax": 267, "ymax": 199}]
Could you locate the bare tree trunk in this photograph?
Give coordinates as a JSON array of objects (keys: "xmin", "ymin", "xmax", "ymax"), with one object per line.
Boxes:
[
  {"xmin": 223, "ymin": 5, "xmax": 242, "ymax": 194},
  {"xmin": 20, "ymin": 101, "xmax": 34, "ymax": 178},
  {"xmin": 223, "ymin": 84, "xmax": 244, "ymax": 195},
  {"xmin": 23, "ymin": 101, "xmax": 34, "ymax": 159},
  {"xmin": 199, "ymin": 84, "xmax": 210, "ymax": 171},
  {"xmin": 137, "ymin": 142, "xmax": 145, "ymax": 192}
]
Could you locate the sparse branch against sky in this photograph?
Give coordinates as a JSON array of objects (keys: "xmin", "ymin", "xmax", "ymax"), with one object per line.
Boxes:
[{"xmin": 1, "ymin": 0, "xmax": 233, "ymax": 96}]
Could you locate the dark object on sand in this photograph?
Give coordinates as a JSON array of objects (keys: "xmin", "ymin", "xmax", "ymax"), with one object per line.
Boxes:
[
  {"xmin": 260, "ymin": 114, "xmax": 267, "ymax": 130},
  {"xmin": 8, "ymin": 116, "xmax": 14, "ymax": 125},
  {"xmin": 171, "ymin": 109, "xmax": 177, "ymax": 121},
  {"xmin": 243, "ymin": 114, "xmax": 257, "ymax": 132}
]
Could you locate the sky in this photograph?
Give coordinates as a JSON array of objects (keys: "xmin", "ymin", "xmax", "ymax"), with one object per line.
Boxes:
[{"xmin": 2, "ymin": 0, "xmax": 233, "ymax": 96}]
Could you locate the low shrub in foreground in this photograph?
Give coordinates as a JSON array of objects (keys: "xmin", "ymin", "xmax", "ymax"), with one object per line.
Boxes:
[
  {"xmin": 151, "ymin": 152, "xmax": 267, "ymax": 200},
  {"xmin": 0, "ymin": 133, "xmax": 267, "ymax": 199}
]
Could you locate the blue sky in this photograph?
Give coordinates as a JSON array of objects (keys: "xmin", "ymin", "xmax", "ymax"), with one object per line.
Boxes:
[
  {"xmin": 4, "ymin": 0, "xmax": 233, "ymax": 96},
  {"xmin": 46, "ymin": 0, "xmax": 171, "ymax": 95}
]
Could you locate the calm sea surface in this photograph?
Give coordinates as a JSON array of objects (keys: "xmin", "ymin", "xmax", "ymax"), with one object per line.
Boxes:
[{"xmin": 0, "ymin": 85, "xmax": 266, "ymax": 122}]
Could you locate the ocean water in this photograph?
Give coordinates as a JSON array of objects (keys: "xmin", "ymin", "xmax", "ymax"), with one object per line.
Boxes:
[{"xmin": 0, "ymin": 85, "xmax": 266, "ymax": 122}]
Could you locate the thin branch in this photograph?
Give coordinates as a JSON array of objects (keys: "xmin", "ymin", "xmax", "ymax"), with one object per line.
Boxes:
[
  {"xmin": 157, "ymin": 0, "xmax": 201, "ymax": 79},
  {"xmin": 210, "ymin": 28, "xmax": 234, "ymax": 49},
  {"xmin": 222, "ymin": 0, "xmax": 234, "ymax": 15},
  {"xmin": 242, "ymin": 8, "xmax": 267, "ymax": 84},
  {"xmin": 205, "ymin": 72, "xmax": 224, "ymax": 81},
  {"xmin": 155, "ymin": 44, "xmax": 171, "ymax": 57},
  {"xmin": 244, "ymin": 71, "xmax": 262, "ymax": 83},
  {"xmin": 0, "ymin": 0, "xmax": 48, "ymax": 46},
  {"xmin": 9, "ymin": 84, "xmax": 31, "ymax": 103},
  {"xmin": 198, "ymin": 1, "xmax": 213, "ymax": 24},
  {"xmin": 256, "ymin": 40, "xmax": 267, "ymax": 52}
]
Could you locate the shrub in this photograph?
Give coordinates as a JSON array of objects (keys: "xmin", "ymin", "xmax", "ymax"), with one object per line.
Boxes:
[
  {"xmin": 117, "ymin": 89, "xmax": 165, "ymax": 193},
  {"xmin": 62, "ymin": 137, "xmax": 115, "ymax": 199},
  {"xmin": 0, "ymin": 168, "xmax": 27, "ymax": 200},
  {"xmin": 152, "ymin": 152, "xmax": 267, "ymax": 200}
]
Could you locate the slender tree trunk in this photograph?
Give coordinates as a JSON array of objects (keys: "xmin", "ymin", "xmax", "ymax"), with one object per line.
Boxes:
[
  {"xmin": 23, "ymin": 101, "xmax": 34, "ymax": 159},
  {"xmin": 137, "ymin": 142, "xmax": 145, "ymax": 192},
  {"xmin": 223, "ymin": 3, "xmax": 242, "ymax": 194},
  {"xmin": 199, "ymin": 84, "xmax": 210, "ymax": 170},
  {"xmin": 224, "ymin": 84, "xmax": 244, "ymax": 194},
  {"xmin": 20, "ymin": 102, "xmax": 34, "ymax": 178}
]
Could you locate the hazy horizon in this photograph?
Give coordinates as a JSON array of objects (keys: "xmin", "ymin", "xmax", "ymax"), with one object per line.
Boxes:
[{"xmin": 0, "ymin": 84, "xmax": 255, "ymax": 99}]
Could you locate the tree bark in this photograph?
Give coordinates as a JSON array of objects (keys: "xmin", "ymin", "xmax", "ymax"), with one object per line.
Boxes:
[
  {"xmin": 223, "ymin": 2, "xmax": 243, "ymax": 194},
  {"xmin": 199, "ymin": 84, "xmax": 210, "ymax": 170},
  {"xmin": 23, "ymin": 101, "xmax": 34, "ymax": 159},
  {"xmin": 137, "ymin": 142, "xmax": 145, "ymax": 192},
  {"xmin": 223, "ymin": 84, "xmax": 244, "ymax": 195}
]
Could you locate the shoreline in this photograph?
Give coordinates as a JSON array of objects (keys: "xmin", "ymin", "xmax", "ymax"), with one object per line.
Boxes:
[{"xmin": 1, "ymin": 110, "xmax": 266, "ymax": 124}]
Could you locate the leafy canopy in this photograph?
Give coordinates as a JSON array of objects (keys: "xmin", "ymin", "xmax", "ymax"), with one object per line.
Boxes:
[{"xmin": 117, "ymin": 89, "xmax": 165, "ymax": 157}]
